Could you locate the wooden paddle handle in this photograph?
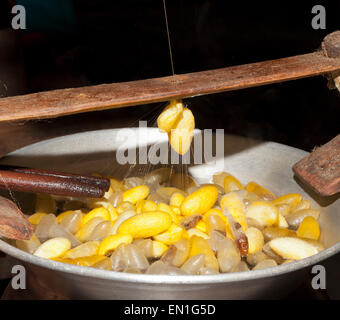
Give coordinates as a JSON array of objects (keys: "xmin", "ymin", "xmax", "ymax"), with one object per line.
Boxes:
[
  {"xmin": 1, "ymin": 31, "xmax": 340, "ymax": 123},
  {"xmin": 293, "ymin": 134, "xmax": 340, "ymax": 196},
  {"xmin": 0, "ymin": 196, "xmax": 32, "ymax": 240}
]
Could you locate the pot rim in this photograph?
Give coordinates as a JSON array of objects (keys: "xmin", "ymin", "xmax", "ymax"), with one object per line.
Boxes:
[{"xmin": 0, "ymin": 239, "xmax": 339, "ymax": 284}]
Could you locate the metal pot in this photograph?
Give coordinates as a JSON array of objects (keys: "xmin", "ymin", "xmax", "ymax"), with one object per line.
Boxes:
[{"xmin": 0, "ymin": 128, "xmax": 339, "ymax": 299}]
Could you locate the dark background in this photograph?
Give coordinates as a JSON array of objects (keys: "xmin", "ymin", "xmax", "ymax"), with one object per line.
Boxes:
[
  {"xmin": 0, "ymin": 0, "xmax": 339, "ymax": 299},
  {"xmin": 0, "ymin": 0, "xmax": 339, "ymax": 150}
]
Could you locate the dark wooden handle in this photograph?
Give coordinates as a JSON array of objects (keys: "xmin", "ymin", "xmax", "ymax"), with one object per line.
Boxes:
[
  {"xmin": 0, "ymin": 196, "xmax": 33, "ymax": 240},
  {"xmin": 293, "ymin": 134, "xmax": 340, "ymax": 196},
  {"xmin": 0, "ymin": 165, "xmax": 110, "ymax": 190},
  {"xmin": 1, "ymin": 32, "xmax": 340, "ymax": 123},
  {"xmin": 0, "ymin": 169, "xmax": 110, "ymax": 198}
]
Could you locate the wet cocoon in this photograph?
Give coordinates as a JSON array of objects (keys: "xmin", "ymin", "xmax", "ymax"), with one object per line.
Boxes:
[
  {"xmin": 157, "ymin": 100, "xmax": 184, "ymax": 133},
  {"xmin": 117, "ymin": 211, "xmax": 172, "ymax": 238},
  {"xmin": 123, "ymin": 185, "xmax": 150, "ymax": 204},
  {"xmin": 34, "ymin": 237, "xmax": 71, "ymax": 259},
  {"xmin": 168, "ymin": 108, "xmax": 195, "ymax": 155},
  {"xmin": 181, "ymin": 185, "xmax": 218, "ymax": 216},
  {"xmin": 157, "ymin": 100, "xmax": 195, "ymax": 155}
]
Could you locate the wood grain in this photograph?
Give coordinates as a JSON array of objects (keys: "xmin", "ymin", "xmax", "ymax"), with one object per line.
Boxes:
[
  {"xmin": 0, "ymin": 196, "xmax": 32, "ymax": 240},
  {"xmin": 1, "ymin": 51, "xmax": 340, "ymax": 122},
  {"xmin": 293, "ymin": 134, "xmax": 340, "ymax": 196},
  {"xmin": 0, "ymin": 167, "xmax": 110, "ymax": 198}
]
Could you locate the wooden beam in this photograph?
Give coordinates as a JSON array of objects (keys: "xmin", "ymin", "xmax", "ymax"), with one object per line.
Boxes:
[{"xmin": 0, "ymin": 51, "xmax": 340, "ymax": 122}]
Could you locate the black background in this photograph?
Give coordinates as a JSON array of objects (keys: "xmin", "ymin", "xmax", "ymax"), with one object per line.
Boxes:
[{"xmin": 0, "ymin": 0, "xmax": 339, "ymax": 150}]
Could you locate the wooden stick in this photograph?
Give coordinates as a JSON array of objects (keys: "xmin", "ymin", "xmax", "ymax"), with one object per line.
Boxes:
[
  {"xmin": 293, "ymin": 134, "xmax": 340, "ymax": 196},
  {"xmin": 0, "ymin": 196, "xmax": 32, "ymax": 240},
  {"xmin": 0, "ymin": 165, "xmax": 110, "ymax": 190},
  {"xmin": 0, "ymin": 51, "xmax": 339, "ymax": 123},
  {"xmin": 1, "ymin": 31, "xmax": 340, "ymax": 123},
  {"xmin": 0, "ymin": 169, "xmax": 110, "ymax": 198}
]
